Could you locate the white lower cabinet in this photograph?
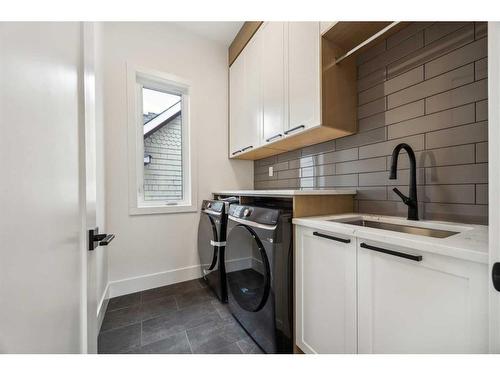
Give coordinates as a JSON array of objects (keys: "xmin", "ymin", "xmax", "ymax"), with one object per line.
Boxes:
[
  {"xmin": 295, "ymin": 225, "xmax": 489, "ymax": 354},
  {"xmin": 357, "ymin": 240, "xmax": 488, "ymax": 354},
  {"xmin": 295, "ymin": 226, "xmax": 357, "ymax": 354}
]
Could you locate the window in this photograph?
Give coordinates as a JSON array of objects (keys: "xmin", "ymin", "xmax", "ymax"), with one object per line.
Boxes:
[{"xmin": 127, "ymin": 65, "xmax": 196, "ymax": 215}]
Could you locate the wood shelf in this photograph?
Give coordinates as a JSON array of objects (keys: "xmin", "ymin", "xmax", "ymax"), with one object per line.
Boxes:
[{"xmin": 322, "ymin": 21, "xmax": 410, "ymax": 63}]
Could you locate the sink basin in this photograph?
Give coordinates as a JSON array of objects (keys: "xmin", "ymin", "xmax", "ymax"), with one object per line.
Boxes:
[{"xmin": 332, "ymin": 219, "xmax": 459, "ymax": 239}]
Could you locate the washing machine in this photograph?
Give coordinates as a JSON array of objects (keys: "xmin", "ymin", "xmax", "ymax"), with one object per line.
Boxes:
[
  {"xmin": 197, "ymin": 199, "xmax": 235, "ymax": 302},
  {"xmin": 225, "ymin": 204, "xmax": 293, "ymax": 353}
]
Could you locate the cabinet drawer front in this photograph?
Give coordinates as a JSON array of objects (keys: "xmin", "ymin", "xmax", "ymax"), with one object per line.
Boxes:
[{"xmin": 296, "ymin": 227, "xmax": 356, "ymax": 354}]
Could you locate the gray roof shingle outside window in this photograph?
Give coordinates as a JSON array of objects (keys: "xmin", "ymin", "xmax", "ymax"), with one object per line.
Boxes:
[{"xmin": 143, "ymin": 112, "xmax": 183, "ymax": 202}]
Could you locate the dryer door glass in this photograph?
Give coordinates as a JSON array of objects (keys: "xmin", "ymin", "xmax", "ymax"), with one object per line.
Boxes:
[
  {"xmin": 226, "ymin": 224, "xmax": 271, "ymax": 312},
  {"xmin": 197, "ymin": 213, "xmax": 219, "ymax": 275}
]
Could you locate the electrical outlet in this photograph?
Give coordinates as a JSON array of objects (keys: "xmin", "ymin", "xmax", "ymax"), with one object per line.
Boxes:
[{"xmin": 268, "ymin": 166, "xmax": 273, "ymax": 177}]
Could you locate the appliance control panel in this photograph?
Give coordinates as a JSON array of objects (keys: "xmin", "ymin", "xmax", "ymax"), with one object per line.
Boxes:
[
  {"xmin": 202, "ymin": 200, "xmax": 225, "ymax": 213},
  {"xmin": 229, "ymin": 205, "xmax": 280, "ymax": 226}
]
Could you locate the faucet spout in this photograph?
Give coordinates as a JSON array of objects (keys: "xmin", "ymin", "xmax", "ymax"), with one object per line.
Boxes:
[{"xmin": 389, "ymin": 143, "xmax": 419, "ymax": 221}]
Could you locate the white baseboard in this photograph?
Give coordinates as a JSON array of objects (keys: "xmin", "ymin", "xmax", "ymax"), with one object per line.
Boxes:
[
  {"xmin": 107, "ymin": 258, "xmax": 253, "ymax": 299},
  {"xmin": 97, "ymin": 284, "xmax": 110, "ymax": 331},
  {"xmin": 108, "ymin": 264, "xmax": 203, "ymax": 298}
]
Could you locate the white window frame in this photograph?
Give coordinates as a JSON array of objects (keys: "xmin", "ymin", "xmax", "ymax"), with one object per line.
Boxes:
[{"xmin": 127, "ymin": 64, "xmax": 197, "ymax": 215}]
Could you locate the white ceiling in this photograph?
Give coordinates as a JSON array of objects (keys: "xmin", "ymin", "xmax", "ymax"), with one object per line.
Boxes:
[{"xmin": 172, "ymin": 22, "xmax": 243, "ymax": 47}]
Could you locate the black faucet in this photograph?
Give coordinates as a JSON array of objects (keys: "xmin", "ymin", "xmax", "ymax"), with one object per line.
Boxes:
[{"xmin": 389, "ymin": 143, "xmax": 419, "ymax": 221}]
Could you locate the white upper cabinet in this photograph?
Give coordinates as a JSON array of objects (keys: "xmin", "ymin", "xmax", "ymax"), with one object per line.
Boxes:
[
  {"xmin": 287, "ymin": 22, "xmax": 321, "ymax": 135},
  {"xmin": 243, "ymin": 32, "xmax": 263, "ymax": 152},
  {"xmin": 229, "ymin": 50, "xmax": 245, "ymax": 156},
  {"xmin": 295, "ymin": 226, "xmax": 357, "ymax": 354},
  {"xmin": 229, "ymin": 32, "xmax": 262, "ymax": 157},
  {"xmin": 261, "ymin": 22, "xmax": 286, "ymax": 145},
  {"xmin": 357, "ymin": 241, "xmax": 488, "ymax": 354},
  {"xmin": 229, "ymin": 21, "xmax": 341, "ymax": 159}
]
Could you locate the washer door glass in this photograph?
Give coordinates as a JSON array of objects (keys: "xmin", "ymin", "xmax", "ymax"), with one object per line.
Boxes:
[
  {"xmin": 197, "ymin": 213, "xmax": 219, "ymax": 274},
  {"xmin": 226, "ymin": 224, "xmax": 271, "ymax": 312}
]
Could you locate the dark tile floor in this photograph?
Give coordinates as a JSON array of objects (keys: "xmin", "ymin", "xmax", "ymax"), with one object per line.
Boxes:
[{"xmin": 98, "ymin": 278, "xmax": 264, "ymax": 354}]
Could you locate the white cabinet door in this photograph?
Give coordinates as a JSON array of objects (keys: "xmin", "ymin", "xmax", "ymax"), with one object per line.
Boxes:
[
  {"xmin": 357, "ymin": 240, "xmax": 489, "ymax": 354},
  {"xmin": 229, "ymin": 50, "xmax": 245, "ymax": 157},
  {"xmin": 240, "ymin": 31, "xmax": 262, "ymax": 154},
  {"xmin": 229, "ymin": 33, "xmax": 262, "ymax": 157},
  {"xmin": 261, "ymin": 22, "xmax": 286, "ymax": 146},
  {"xmin": 287, "ymin": 22, "xmax": 321, "ymax": 136},
  {"xmin": 295, "ymin": 226, "xmax": 357, "ymax": 354}
]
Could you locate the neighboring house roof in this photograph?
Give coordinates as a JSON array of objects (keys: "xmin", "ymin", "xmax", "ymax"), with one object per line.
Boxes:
[{"xmin": 143, "ymin": 100, "xmax": 181, "ymax": 138}]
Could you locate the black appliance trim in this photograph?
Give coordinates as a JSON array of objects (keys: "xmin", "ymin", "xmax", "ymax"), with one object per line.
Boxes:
[
  {"xmin": 206, "ymin": 215, "xmax": 219, "ymax": 271},
  {"xmin": 229, "ymin": 223, "xmax": 271, "ymax": 312}
]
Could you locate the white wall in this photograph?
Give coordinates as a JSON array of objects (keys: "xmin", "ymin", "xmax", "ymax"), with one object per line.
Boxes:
[{"xmin": 102, "ymin": 22, "xmax": 253, "ymax": 296}]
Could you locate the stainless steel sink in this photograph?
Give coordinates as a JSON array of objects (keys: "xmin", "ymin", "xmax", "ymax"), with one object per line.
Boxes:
[{"xmin": 333, "ymin": 219, "xmax": 459, "ymax": 238}]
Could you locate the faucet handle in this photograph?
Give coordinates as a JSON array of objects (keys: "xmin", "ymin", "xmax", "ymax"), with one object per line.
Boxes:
[{"xmin": 393, "ymin": 187, "xmax": 410, "ymax": 204}]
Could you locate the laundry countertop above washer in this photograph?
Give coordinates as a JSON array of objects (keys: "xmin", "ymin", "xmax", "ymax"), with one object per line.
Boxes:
[{"xmin": 212, "ymin": 189, "xmax": 357, "ymax": 197}]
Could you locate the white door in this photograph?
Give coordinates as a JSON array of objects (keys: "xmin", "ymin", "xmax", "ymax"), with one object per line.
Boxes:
[
  {"xmin": 357, "ymin": 240, "xmax": 488, "ymax": 354},
  {"xmin": 261, "ymin": 22, "xmax": 286, "ymax": 146},
  {"xmin": 295, "ymin": 226, "xmax": 357, "ymax": 354},
  {"xmin": 488, "ymin": 21, "xmax": 500, "ymax": 353},
  {"xmin": 229, "ymin": 50, "xmax": 245, "ymax": 157},
  {"xmin": 0, "ymin": 22, "xmax": 96, "ymax": 353},
  {"xmin": 83, "ymin": 22, "xmax": 105, "ymax": 354},
  {"xmin": 287, "ymin": 22, "xmax": 321, "ymax": 136}
]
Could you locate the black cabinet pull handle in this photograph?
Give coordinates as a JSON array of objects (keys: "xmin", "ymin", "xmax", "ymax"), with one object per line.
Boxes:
[
  {"xmin": 232, "ymin": 150, "xmax": 242, "ymax": 156},
  {"xmin": 360, "ymin": 242, "xmax": 422, "ymax": 262},
  {"xmin": 313, "ymin": 231, "xmax": 351, "ymax": 244},
  {"xmin": 266, "ymin": 133, "xmax": 282, "ymax": 142},
  {"xmin": 284, "ymin": 125, "xmax": 305, "ymax": 135},
  {"xmin": 241, "ymin": 145, "xmax": 254, "ymax": 152}
]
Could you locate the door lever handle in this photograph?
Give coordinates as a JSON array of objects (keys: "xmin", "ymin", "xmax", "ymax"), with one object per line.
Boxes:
[
  {"xmin": 88, "ymin": 228, "xmax": 115, "ymax": 251},
  {"xmin": 97, "ymin": 234, "xmax": 115, "ymax": 246},
  {"xmin": 493, "ymin": 262, "xmax": 500, "ymax": 292}
]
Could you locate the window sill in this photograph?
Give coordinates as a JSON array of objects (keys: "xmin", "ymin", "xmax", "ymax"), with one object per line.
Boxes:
[{"xmin": 129, "ymin": 204, "xmax": 198, "ymax": 216}]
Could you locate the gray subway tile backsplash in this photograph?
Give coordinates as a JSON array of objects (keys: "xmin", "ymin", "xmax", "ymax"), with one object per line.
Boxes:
[
  {"xmin": 387, "ymin": 103, "xmax": 475, "ymax": 139},
  {"xmin": 387, "ymin": 23, "xmax": 474, "ymax": 79},
  {"xmin": 424, "ymin": 37, "xmax": 487, "ymax": 79},
  {"xmin": 359, "ymin": 31, "xmax": 424, "ymax": 78},
  {"xmin": 425, "ymin": 121, "xmax": 487, "ymax": 149},
  {"xmin": 253, "ymin": 22, "xmax": 488, "ymax": 224},
  {"xmin": 387, "ymin": 63, "xmax": 474, "ymax": 109},
  {"xmin": 357, "ymin": 68, "xmax": 387, "ymax": 92},
  {"xmin": 358, "ymin": 134, "xmax": 424, "ymax": 159},
  {"xmin": 475, "ymin": 58, "xmax": 488, "ymax": 80},
  {"xmin": 424, "ymin": 163, "xmax": 488, "ymax": 185},
  {"xmin": 425, "ymin": 79, "xmax": 487, "ymax": 114},
  {"xmin": 424, "ymin": 22, "xmax": 469, "ymax": 46},
  {"xmin": 476, "ymin": 142, "xmax": 488, "ymax": 163}
]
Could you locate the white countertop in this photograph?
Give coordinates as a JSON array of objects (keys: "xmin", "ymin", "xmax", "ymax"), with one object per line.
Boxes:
[
  {"xmin": 293, "ymin": 213, "xmax": 488, "ymax": 264},
  {"xmin": 212, "ymin": 189, "xmax": 357, "ymax": 197}
]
